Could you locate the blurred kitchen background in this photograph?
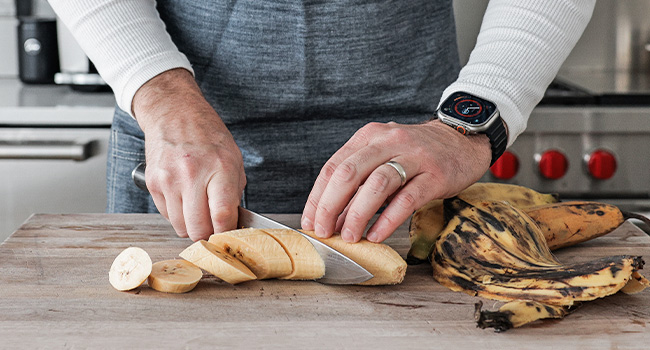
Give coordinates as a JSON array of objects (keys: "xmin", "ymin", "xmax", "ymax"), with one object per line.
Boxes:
[{"xmin": 0, "ymin": 0, "xmax": 649, "ymax": 242}]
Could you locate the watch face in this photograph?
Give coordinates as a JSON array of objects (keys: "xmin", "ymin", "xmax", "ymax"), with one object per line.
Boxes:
[{"xmin": 440, "ymin": 92, "xmax": 497, "ymax": 126}]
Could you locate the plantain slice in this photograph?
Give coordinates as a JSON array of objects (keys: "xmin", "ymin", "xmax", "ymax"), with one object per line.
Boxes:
[
  {"xmin": 109, "ymin": 247, "xmax": 152, "ymax": 291},
  {"xmin": 179, "ymin": 240, "xmax": 256, "ymax": 284},
  {"xmin": 148, "ymin": 259, "xmax": 203, "ymax": 293}
]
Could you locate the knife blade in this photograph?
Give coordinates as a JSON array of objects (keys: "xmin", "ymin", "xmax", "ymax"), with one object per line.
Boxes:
[{"xmin": 131, "ymin": 162, "xmax": 374, "ymax": 285}]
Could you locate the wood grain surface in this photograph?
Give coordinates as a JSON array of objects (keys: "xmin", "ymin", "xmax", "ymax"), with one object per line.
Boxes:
[{"xmin": 1, "ymin": 213, "xmax": 649, "ymax": 349}]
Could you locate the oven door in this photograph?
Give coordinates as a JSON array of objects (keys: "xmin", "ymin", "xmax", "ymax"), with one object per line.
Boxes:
[{"xmin": 0, "ymin": 127, "xmax": 110, "ymax": 242}]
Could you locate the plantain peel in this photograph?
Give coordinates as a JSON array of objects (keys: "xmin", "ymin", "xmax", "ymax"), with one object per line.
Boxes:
[
  {"xmin": 407, "ymin": 182, "xmax": 560, "ymax": 264},
  {"xmin": 432, "ymin": 198, "xmax": 648, "ymax": 330}
]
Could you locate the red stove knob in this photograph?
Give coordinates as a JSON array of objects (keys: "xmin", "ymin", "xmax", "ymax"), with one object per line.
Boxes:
[
  {"xmin": 538, "ymin": 150, "xmax": 568, "ymax": 179},
  {"xmin": 587, "ymin": 150, "xmax": 617, "ymax": 180},
  {"xmin": 490, "ymin": 151, "xmax": 519, "ymax": 180}
]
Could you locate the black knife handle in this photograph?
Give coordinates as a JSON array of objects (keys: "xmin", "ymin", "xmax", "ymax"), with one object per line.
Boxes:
[{"xmin": 131, "ymin": 162, "xmax": 248, "ymax": 208}]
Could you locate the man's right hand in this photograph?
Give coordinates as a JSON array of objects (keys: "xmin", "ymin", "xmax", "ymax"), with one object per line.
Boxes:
[{"xmin": 132, "ymin": 68, "xmax": 246, "ymax": 241}]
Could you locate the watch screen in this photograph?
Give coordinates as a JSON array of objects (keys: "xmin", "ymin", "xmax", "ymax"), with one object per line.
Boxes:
[{"xmin": 440, "ymin": 92, "xmax": 497, "ymax": 125}]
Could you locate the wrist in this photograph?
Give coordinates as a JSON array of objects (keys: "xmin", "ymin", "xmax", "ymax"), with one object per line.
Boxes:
[
  {"xmin": 424, "ymin": 119, "xmax": 492, "ymax": 167},
  {"xmin": 132, "ymin": 68, "xmax": 201, "ymax": 129}
]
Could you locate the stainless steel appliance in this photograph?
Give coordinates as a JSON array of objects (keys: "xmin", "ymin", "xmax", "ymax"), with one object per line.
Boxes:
[
  {"xmin": 0, "ymin": 79, "xmax": 114, "ymax": 243},
  {"xmin": 477, "ymin": 1, "xmax": 650, "ymax": 219}
]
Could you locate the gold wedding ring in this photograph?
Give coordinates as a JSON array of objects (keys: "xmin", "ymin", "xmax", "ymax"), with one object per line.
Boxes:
[{"xmin": 385, "ymin": 161, "xmax": 407, "ymax": 187}]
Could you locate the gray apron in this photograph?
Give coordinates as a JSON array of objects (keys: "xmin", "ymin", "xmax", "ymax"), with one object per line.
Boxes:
[{"xmin": 106, "ymin": 0, "xmax": 460, "ymax": 214}]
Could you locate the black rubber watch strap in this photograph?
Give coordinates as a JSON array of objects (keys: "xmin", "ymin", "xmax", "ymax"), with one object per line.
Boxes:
[{"xmin": 485, "ymin": 117, "xmax": 508, "ymax": 166}]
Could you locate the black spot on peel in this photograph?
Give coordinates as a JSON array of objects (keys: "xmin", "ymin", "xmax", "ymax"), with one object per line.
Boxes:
[
  {"xmin": 596, "ymin": 210, "xmax": 605, "ymax": 216},
  {"xmin": 544, "ymin": 305, "xmax": 559, "ymax": 316},
  {"xmin": 610, "ymin": 264, "xmax": 621, "ymax": 279},
  {"xmin": 450, "ymin": 275, "xmax": 482, "ymax": 292},
  {"xmin": 469, "ymin": 256, "xmax": 507, "ymax": 270},
  {"xmin": 442, "ymin": 241, "xmax": 456, "ymax": 261},
  {"xmin": 557, "ymin": 286, "xmax": 586, "ymax": 297},
  {"xmin": 477, "ymin": 209, "xmax": 506, "ymax": 232}
]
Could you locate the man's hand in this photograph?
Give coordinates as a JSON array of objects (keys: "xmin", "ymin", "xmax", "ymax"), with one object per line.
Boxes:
[
  {"xmin": 301, "ymin": 119, "xmax": 492, "ymax": 243},
  {"xmin": 133, "ymin": 68, "xmax": 246, "ymax": 241}
]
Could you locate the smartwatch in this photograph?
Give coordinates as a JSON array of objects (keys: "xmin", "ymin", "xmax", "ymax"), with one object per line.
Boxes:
[{"xmin": 436, "ymin": 91, "xmax": 508, "ymax": 166}]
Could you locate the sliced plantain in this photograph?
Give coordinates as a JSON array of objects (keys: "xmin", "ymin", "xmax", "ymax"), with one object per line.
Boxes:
[
  {"xmin": 148, "ymin": 259, "xmax": 203, "ymax": 293},
  {"xmin": 109, "ymin": 246, "xmax": 152, "ymax": 291},
  {"xmin": 208, "ymin": 228, "xmax": 292, "ymax": 279},
  {"xmin": 260, "ymin": 229, "xmax": 325, "ymax": 280},
  {"xmin": 179, "ymin": 240, "xmax": 256, "ymax": 285}
]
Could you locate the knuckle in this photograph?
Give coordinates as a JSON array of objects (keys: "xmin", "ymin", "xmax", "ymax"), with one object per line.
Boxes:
[
  {"xmin": 333, "ymin": 162, "xmax": 357, "ymax": 184},
  {"xmin": 379, "ymin": 212, "xmax": 400, "ymax": 230},
  {"xmin": 317, "ymin": 203, "xmax": 336, "ymax": 219},
  {"xmin": 387, "ymin": 127, "xmax": 410, "ymax": 142},
  {"xmin": 344, "ymin": 209, "xmax": 365, "ymax": 224},
  {"xmin": 320, "ymin": 162, "xmax": 338, "ymax": 180},
  {"xmin": 305, "ymin": 195, "xmax": 320, "ymax": 211},
  {"xmin": 394, "ymin": 191, "xmax": 418, "ymax": 210},
  {"xmin": 210, "ymin": 203, "xmax": 237, "ymax": 228},
  {"xmin": 367, "ymin": 172, "xmax": 391, "ymax": 193}
]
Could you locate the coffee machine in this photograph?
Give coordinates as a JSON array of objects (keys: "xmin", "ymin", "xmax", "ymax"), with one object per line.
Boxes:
[{"xmin": 16, "ymin": 0, "xmax": 109, "ymax": 91}]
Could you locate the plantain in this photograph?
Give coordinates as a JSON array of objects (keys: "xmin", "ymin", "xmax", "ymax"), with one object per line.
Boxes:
[
  {"xmin": 432, "ymin": 198, "xmax": 647, "ymax": 308},
  {"xmin": 302, "ymin": 230, "xmax": 407, "ymax": 285},
  {"xmin": 148, "ymin": 259, "xmax": 203, "ymax": 293},
  {"xmin": 208, "ymin": 228, "xmax": 293, "ymax": 279},
  {"xmin": 408, "ymin": 182, "xmax": 559, "ymax": 264},
  {"xmin": 475, "ymin": 300, "xmax": 573, "ymax": 332},
  {"xmin": 524, "ymin": 201, "xmax": 650, "ymax": 250}
]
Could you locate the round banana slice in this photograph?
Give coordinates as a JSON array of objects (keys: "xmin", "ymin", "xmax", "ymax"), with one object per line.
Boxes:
[
  {"xmin": 148, "ymin": 259, "xmax": 203, "ymax": 293},
  {"xmin": 109, "ymin": 247, "xmax": 152, "ymax": 291}
]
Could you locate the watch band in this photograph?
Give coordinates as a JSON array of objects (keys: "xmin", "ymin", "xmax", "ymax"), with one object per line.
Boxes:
[{"xmin": 485, "ymin": 116, "xmax": 508, "ymax": 166}]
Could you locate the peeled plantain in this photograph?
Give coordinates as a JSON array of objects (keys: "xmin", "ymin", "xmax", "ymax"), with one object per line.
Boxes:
[
  {"xmin": 432, "ymin": 198, "xmax": 647, "ymax": 330},
  {"xmin": 408, "ymin": 182, "xmax": 559, "ymax": 264}
]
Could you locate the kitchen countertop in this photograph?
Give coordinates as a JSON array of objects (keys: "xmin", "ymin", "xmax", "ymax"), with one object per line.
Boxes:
[
  {"xmin": 1, "ymin": 213, "xmax": 649, "ymax": 349},
  {"xmin": 0, "ymin": 78, "xmax": 115, "ymax": 125}
]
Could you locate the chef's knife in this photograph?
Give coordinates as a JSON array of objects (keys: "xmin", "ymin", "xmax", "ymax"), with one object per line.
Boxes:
[{"xmin": 131, "ymin": 162, "xmax": 374, "ymax": 284}]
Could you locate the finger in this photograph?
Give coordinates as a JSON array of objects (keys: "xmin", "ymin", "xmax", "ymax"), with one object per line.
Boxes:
[
  {"xmin": 165, "ymin": 193, "xmax": 189, "ymax": 238},
  {"xmin": 301, "ymin": 124, "xmax": 378, "ymax": 230},
  {"xmin": 312, "ymin": 145, "xmax": 391, "ymax": 238},
  {"xmin": 365, "ymin": 173, "xmax": 435, "ymax": 243},
  {"xmin": 206, "ymin": 168, "xmax": 244, "ymax": 234},
  {"xmin": 338, "ymin": 163, "xmax": 404, "ymax": 242},
  {"xmin": 182, "ymin": 184, "xmax": 214, "ymax": 242},
  {"xmin": 149, "ymin": 191, "xmax": 169, "ymax": 220},
  {"xmin": 334, "ymin": 187, "xmax": 360, "ymax": 233}
]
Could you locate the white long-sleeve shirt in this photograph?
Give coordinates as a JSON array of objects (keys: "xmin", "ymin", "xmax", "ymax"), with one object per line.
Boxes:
[{"xmin": 48, "ymin": 0, "xmax": 595, "ymax": 146}]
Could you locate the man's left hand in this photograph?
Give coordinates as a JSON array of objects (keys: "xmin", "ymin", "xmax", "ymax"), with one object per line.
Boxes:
[{"xmin": 301, "ymin": 119, "xmax": 492, "ymax": 243}]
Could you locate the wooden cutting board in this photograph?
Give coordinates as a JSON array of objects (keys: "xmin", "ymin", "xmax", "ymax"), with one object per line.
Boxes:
[{"xmin": 1, "ymin": 213, "xmax": 649, "ymax": 349}]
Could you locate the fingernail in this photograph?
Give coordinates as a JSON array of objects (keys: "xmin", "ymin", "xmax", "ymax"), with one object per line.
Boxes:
[
  {"xmin": 315, "ymin": 223, "xmax": 327, "ymax": 238},
  {"xmin": 341, "ymin": 228, "xmax": 353, "ymax": 242},
  {"xmin": 301, "ymin": 216, "xmax": 313, "ymax": 230},
  {"xmin": 366, "ymin": 231, "xmax": 377, "ymax": 242}
]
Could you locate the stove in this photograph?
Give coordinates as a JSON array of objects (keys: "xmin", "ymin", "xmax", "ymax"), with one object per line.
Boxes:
[{"xmin": 482, "ymin": 71, "xmax": 650, "ymax": 217}]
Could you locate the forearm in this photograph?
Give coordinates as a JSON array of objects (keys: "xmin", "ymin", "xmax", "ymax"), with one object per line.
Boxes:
[
  {"xmin": 441, "ymin": 0, "xmax": 596, "ymax": 146},
  {"xmin": 48, "ymin": 0, "xmax": 193, "ymax": 116}
]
